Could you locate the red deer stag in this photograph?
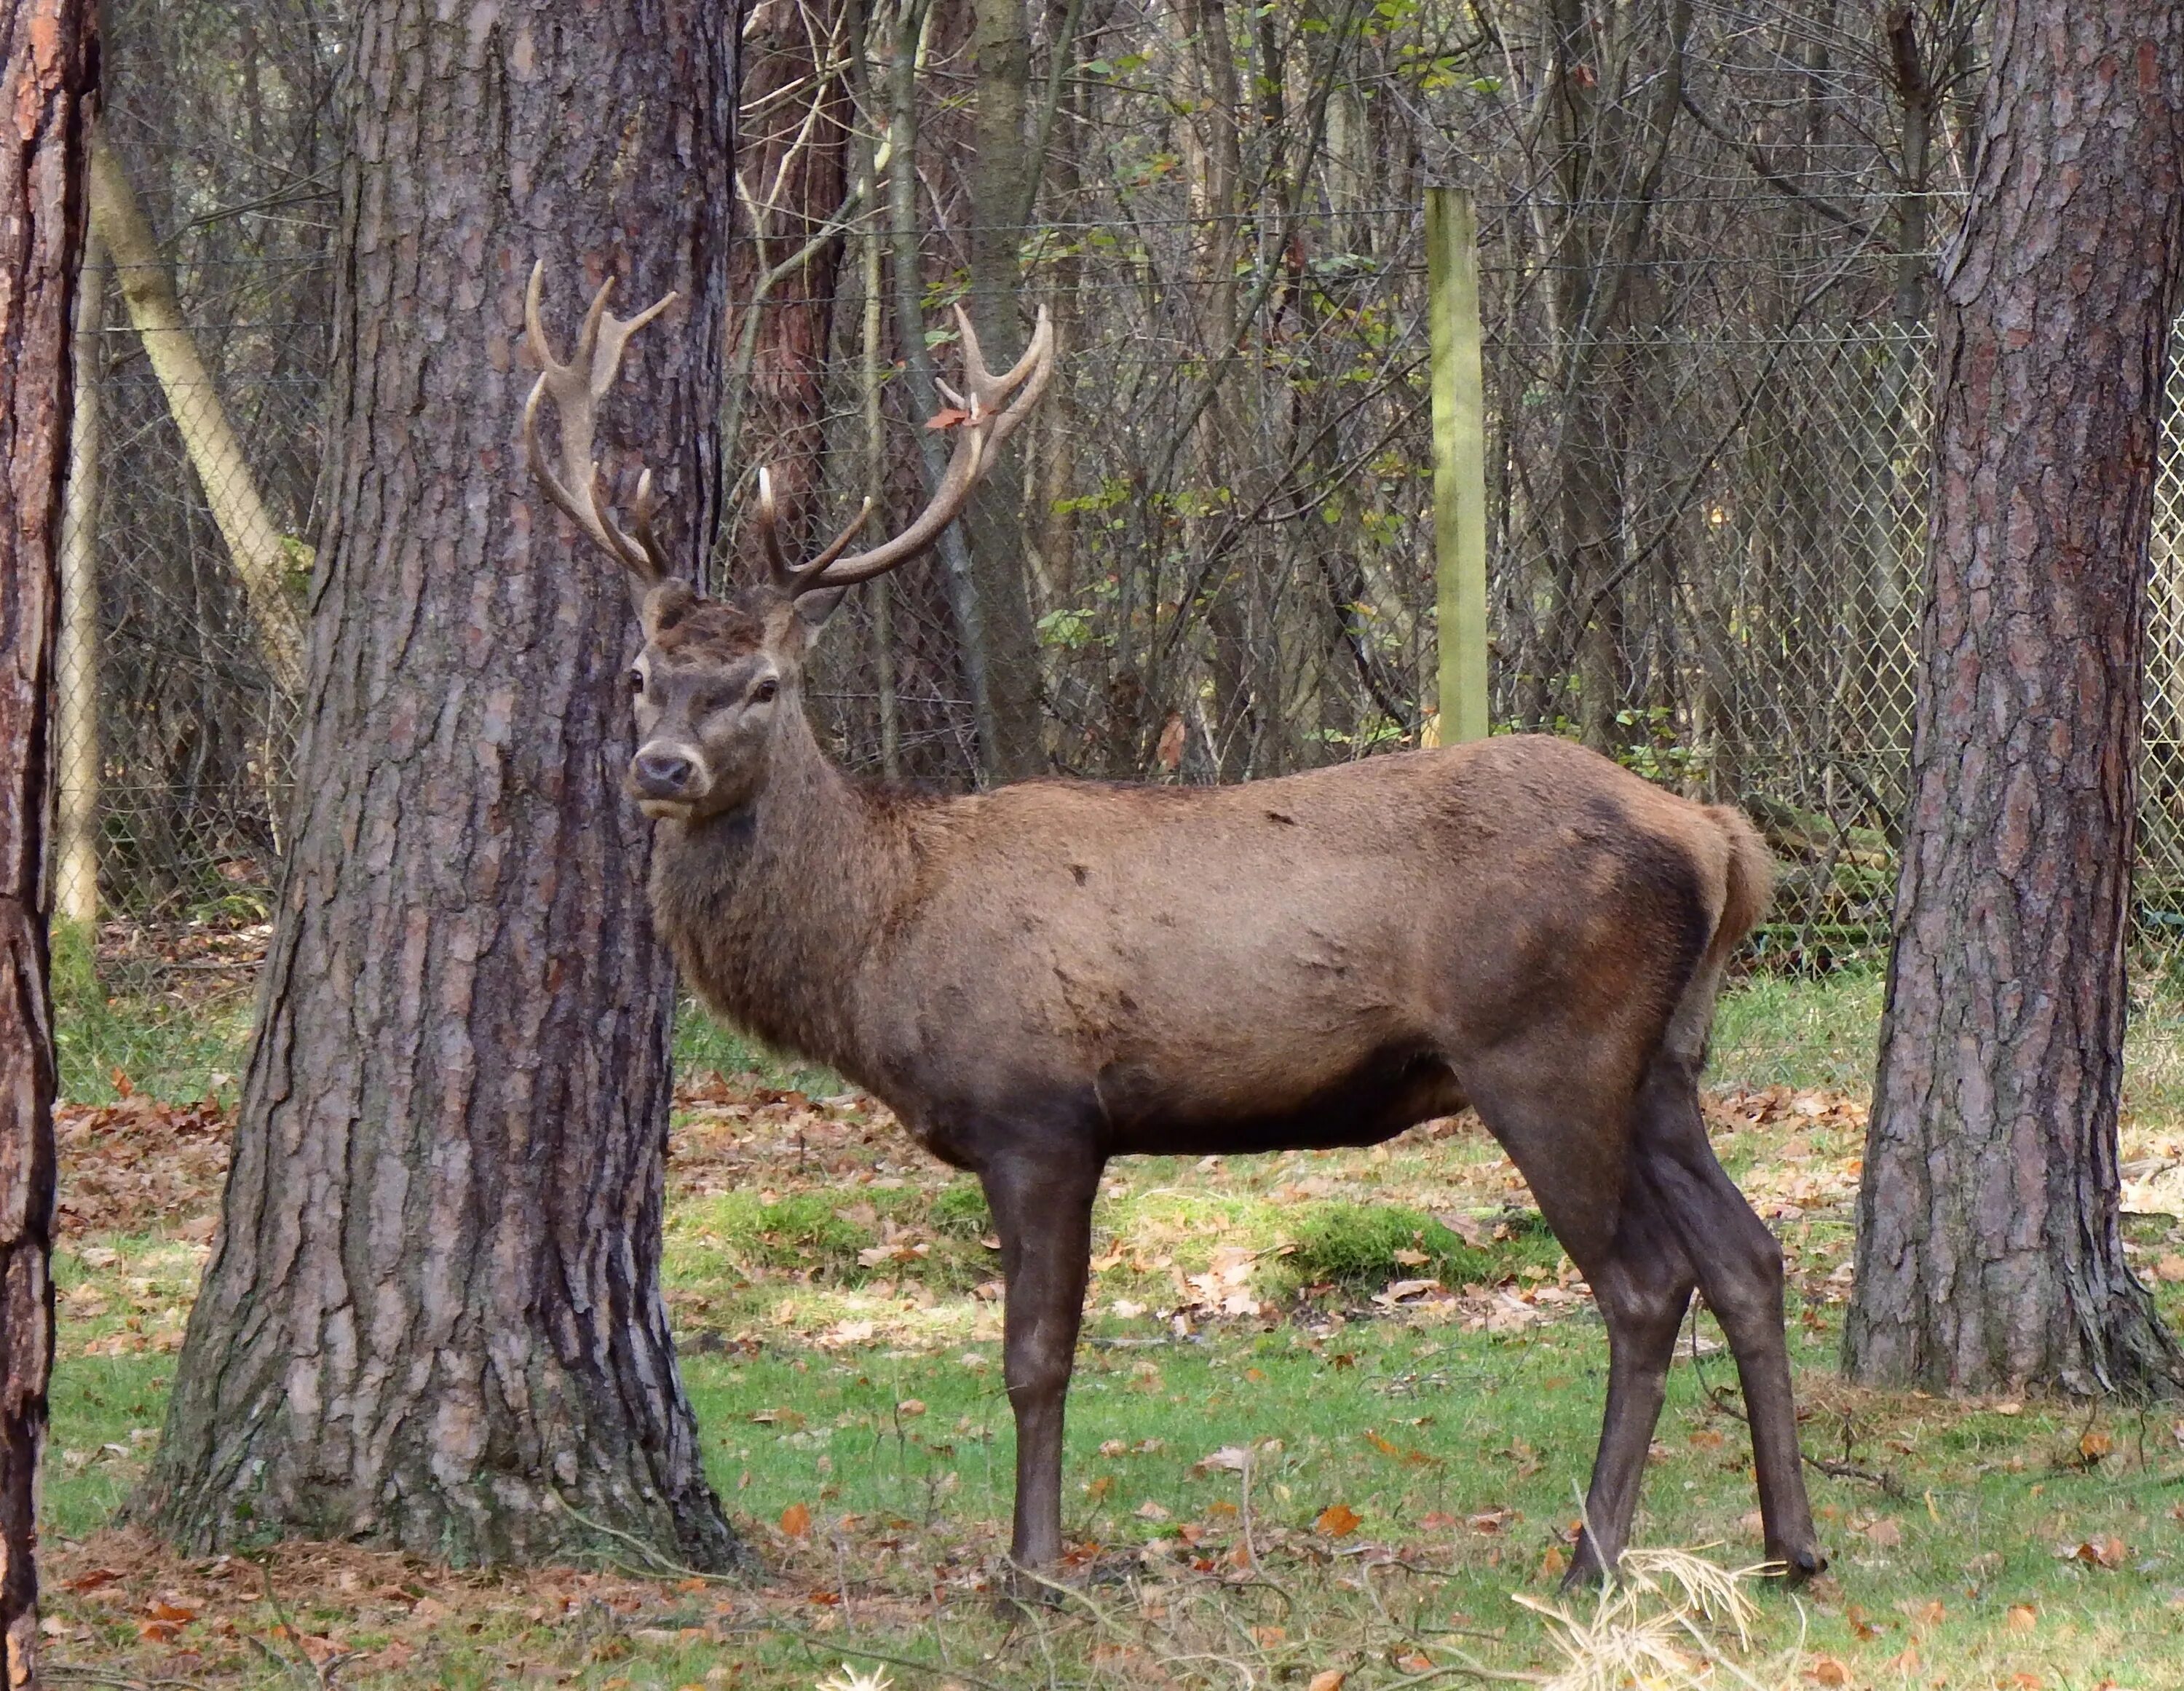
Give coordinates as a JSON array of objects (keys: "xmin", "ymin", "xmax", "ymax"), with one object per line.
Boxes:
[{"xmin": 521, "ymin": 264, "xmax": 1824, "ymax": 1584}]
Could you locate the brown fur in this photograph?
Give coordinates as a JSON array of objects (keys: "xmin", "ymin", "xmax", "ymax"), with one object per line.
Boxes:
[{"xmin": 623, "ymin": 581, "xmax": 1824, "ymax": 1585}]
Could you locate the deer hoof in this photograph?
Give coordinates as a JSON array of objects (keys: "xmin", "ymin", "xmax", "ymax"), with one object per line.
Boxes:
[{"xmin": 1768, "ymin": 1542, "xmax": 1829, "ymax": 1583}]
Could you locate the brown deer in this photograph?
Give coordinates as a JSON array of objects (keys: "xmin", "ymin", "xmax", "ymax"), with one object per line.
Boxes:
[{"xmin": 521, "ymin": 265, "xmax": 1824, "ymax": 1584}]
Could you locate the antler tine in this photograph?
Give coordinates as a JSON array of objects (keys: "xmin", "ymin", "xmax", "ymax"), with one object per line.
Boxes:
[
  {"xmin": 755, "ymin": 467, "xmax": 794, "ymax": 585},
  {"xmin": 782, "ymin": 498, "xmax": 877, "ymax": 587},
  {"xmin": 521, "ymin": 261, "xmax": 679, "ymax": 585},
  {"xmin": 786, "ymin": 305, "xmax": 1056, "ymax": 596}
]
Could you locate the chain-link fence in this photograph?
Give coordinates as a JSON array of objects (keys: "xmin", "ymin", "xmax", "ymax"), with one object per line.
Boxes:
[{"xmin": 56, "ymin": 0, "xmax": 2184, "ymax": 989}]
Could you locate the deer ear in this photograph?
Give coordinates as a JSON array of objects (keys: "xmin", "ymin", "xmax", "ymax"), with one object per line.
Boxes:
[
  {"xmin": 792, "ymin": 586, "xmax": 849, "ymax": 639},
  {"xmin": 639, "ymin": 578, "xmax": 696, "ymax": 636}
]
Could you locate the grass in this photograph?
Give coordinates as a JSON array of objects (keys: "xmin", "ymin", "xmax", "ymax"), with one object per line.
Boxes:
[{"xmin": 33, "ymin": 955, "xmax": 2184, "ymax": 1687}]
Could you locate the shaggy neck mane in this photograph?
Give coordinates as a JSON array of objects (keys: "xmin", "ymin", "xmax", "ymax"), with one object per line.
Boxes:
[{"xmin": 644, "ymin": 708, "xmax": 922, "ymax": 1079}]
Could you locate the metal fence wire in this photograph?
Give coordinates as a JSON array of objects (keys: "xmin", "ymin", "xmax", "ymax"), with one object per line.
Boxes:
[{"xmin": 54, "ymin": 1, "xmax": 2184, "ymax": 986}]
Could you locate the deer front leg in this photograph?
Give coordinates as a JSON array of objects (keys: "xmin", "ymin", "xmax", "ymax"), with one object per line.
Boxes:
[{"xmin": 981, "ymin": 1145, "xmax": 1102, "ymax": 1571}]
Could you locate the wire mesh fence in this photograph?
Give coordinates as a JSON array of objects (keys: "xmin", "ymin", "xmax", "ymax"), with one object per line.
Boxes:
[{"xmin": 55, "ymin": 0, "xmax": 2184, "ymax": 994}]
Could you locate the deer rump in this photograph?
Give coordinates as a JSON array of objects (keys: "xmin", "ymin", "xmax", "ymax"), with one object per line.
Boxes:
[{"xmin": 838, "ymin": 737, "xmax": 1737, "ymax": 1169}]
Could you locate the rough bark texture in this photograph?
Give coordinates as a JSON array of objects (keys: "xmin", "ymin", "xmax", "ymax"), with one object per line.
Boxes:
[
  {"xmin": 0, "ymin": 2, "xmax": 97, "ymax": 1681},
  {"xmin": 138, "ymin": 0, "xmax": 743, "ymax": 1567},
  {"xmin": 1844, "ymin": 0, "xmax": 2184, "ymax": 1397}
]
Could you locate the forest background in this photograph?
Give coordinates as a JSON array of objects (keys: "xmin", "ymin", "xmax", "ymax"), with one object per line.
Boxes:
[
  {"xmin": 30, "ymin": 1, "xmax": 2184, "ymax": 1687},
  {"xmin": 68, "ymin": 0, "xmax": 2112, "ymax": 970}
]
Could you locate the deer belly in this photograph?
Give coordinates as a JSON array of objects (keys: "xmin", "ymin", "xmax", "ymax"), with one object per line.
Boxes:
[{"xmin": 1093, "ymin": 1043, "xmax": 1465, "ymax": 1157}]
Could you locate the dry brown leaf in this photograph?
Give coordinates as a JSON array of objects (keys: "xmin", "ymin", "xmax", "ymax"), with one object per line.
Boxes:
[
  {"xmin": 1315, "ymin": 1502, "xmax": 1361, "ymax": 1537},
  {"xmin": 2006, "ymin": 1604, "xmax": 2038, "ymax": 1633},
  {"xmin": 1805, "ymin": 1657, "xmax": 1851, "ymax": 1687},
  {"xmin": 1307, "ymin": 1673, "xmax": 1345, "ymax": 1691},
  {"xmin": 779, "ymin": 1502, "xmax": 812, "ymax": 1538}
]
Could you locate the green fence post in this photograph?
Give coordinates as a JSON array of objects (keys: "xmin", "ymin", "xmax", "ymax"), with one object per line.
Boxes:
[{"xmin": 1428, "ymin": 184, "xmax": 1489, "ymax": 744}]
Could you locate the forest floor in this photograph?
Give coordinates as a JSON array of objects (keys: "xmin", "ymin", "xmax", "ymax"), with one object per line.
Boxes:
[{"xmin": 32, "ymin": 940, "xmax": 2184, "ymax": 1691}]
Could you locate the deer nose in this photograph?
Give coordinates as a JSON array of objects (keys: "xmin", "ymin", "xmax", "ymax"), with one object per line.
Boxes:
[{"xmin": 633, "ymin": 748, "xmax": 697, "ymax": 796}]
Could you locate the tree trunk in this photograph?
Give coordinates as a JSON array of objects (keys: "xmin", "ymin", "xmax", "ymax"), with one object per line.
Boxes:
[
  {"xmin": 726, "ymin": 0, "xmax": 852, "ymax": 557},
  {"xmin": 962, "ymin": 0, "xmax": 1047, "ymax": 780},
  {"xmin": 1844, "ymin": 0, "xmax": 2184, "ymax": 1398},
  {"xmin": 139, "ymin": 0, "xmax": 743, "ymax": 1567},
  {"xmin": 57, "ymin": 228, "xmax": 100, "ymax": 930},
  {"xmin": 90, "ymin": 135, "xmax": 304, "ymax": 694},
  {"xmin": 0, "ymin": 3, "xmax": 98, "ymax": 1682}
]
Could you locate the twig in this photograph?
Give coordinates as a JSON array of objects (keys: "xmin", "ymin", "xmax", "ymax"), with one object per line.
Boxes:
[
  {"xmin": 1704, "ymin": 1382, "xmax": 1905, "ymax": 1498},
  {"xmin": 548, "ymin": 1494, "xmax": 1012, "ymax": 1691},
  {"xmin": 46, "ymin": 1669, "xmax": 215, "ymax": 1691}
]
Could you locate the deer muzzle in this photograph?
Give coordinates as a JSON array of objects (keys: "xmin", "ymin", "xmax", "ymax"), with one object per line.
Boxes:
[{"xmin": 630, "ymin": 743, "xmax": 708, "ymax": 817}]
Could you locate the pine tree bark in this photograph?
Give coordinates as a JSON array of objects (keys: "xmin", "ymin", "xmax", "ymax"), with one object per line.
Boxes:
[
  {"xmin": 1844, "ymin": 0, "xmax": 2184, "ymax": 1397},
  {"xmin": 139, "ymin": 0, "xmax": 743, "ymax": 1566},
  {"xmin": 0, "ymin": 3, "xmax": 98, "ymax": 1682}
]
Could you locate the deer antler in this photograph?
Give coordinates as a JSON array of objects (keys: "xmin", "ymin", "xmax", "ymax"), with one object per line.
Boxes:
[
  {"xmin": 769, "ymin": 304, "xmax": 1057, "ymax": 596},
  {"xmin": 522, "ymin": 262, "xmax": 678, "ymax": 585}
]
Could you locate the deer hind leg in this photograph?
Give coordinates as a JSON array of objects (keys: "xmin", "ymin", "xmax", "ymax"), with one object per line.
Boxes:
[
  {"xmin": 1634, "ymin": 1051, "xmax": 1825, "ymax": 1578},
  {"xmin": 1563, "ymin": 1182, "xmax": 1696, "ymax": 1585},
  {"xmin": 981, "ymin": 1142, "xmax": 1103, "ymax": 1572},
  {"xmin": 1459, "ymin": 1048, "xmax": 1688, "ymax": 1582}
]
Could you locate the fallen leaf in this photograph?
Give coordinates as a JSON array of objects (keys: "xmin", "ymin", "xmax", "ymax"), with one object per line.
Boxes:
[
  {"xmin": 896, "ymin": 1398, "xmax": 927, "ymax": 1417},
  {"xmin": 780, "ymin": 1502, "xmax": 812, "ymax": 1537},
  {"xmin": 2156, "ymin": 1254, "xmax": 2184, "ymax": 1283},
  {"xmin": 2059, "ymin": 1534, "xmax": 2127, "ymax": 1569},
  {"xmin": 1540, "ymin": 1544, "xmax": 1567, "ymax": 1577},
  {"xmin": 2006, "ymin": 1604, "xmax": 2038, "ymax": 1633},
  {"xmin": 1134, "ymin": 1501, "xmax": 1170, "ymax": 1521},
  {"xmin": 924, "ymin": 406, "xmax": 970, "ymax": 431},
  {"xmin": 1195, "ymin": 1445, "xmax": 1252, "ymax": 1474},
  {"xmin": 145, "ymin": 1600, "xmax": 197, "ymax": 1623},
  {"xmin": 1861, "ymin": 1516, "xmax": 1902, "ymax": 1548},
  {"xmin": 1805, "ymin": 1657, "xmax": 1851, "ymax": 1687},
  {"xmin": 1307, "ymin": 1674, "xmax": 1345, "ymax": 1691},
  {"xmin": 2078, "ymin": 1429, "xmax": 2113, "ymax": 1462},
  {"xmin": 1315, "ymin": 1502, "xmax": 1361, "ymax": 1537}
]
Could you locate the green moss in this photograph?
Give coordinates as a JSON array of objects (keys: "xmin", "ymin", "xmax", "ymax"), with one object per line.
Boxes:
[{"xmin": 1282, "ymin": 1202, "xmax": 1496, "ymax": 1291}]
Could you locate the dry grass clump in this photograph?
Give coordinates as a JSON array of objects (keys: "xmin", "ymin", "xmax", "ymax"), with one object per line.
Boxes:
[{"xmin": 1511, "ymin": 1546, "xmax": 1799, "ymax": 1691}]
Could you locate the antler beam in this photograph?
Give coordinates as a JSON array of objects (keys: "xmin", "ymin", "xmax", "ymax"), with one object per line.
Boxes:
[
  {"xmin": 765, "ymin": 304, "xmax": 1057, "ymax": 597},
  {"xmin": 521, "ymin": 262, "xmax": 678, "ymax": 585}
]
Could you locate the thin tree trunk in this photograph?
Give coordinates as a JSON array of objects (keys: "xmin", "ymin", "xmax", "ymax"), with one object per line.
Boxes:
[
  {"xmin": 139, "ymin": 0, "xmax": 744, "ymax": 1566},
  {"xmin": 89, "ymin": 135, "xmax": 303, "ymax": 694},
  {"xmin": 962, "ymin": 0, "xmax": 1046, "ymax": 779},
  {"xmin": 0, "ymin": 4, "xmax": 98, "ymax": 1682},
  {"xmin": 727, "ymin": 0, "xmax": 853, "ymax": 557},
  {"xmin": 1844, "ymin": 0, "xmax": 2184, "ymax": 1397},
  {"xmin": 57, "ymin": 228, "xmax": 100, "ymax": 930},
  {"xmin": 887, "ymin": 0, "xmax": 1000, "ymax": 780}
]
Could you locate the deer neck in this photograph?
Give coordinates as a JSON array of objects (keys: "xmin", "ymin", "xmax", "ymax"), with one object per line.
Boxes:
[{"xmin": 644, "ymin": 708, "xmax": 906, "ymax": 1075}]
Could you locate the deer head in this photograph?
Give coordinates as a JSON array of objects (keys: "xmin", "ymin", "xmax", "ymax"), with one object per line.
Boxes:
[{"xmin": 521, "ymin": 263, "xmax": 1055, "ymax": 820}]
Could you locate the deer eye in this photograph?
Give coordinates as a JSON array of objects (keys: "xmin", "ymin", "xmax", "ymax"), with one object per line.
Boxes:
[
  {"xmin": 750, "ymin": 677, "xmax": 780, "ymax": 705},
  {"xmin": 628, "ymin": 668, "xmax": 646, "ymax": 697}
]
